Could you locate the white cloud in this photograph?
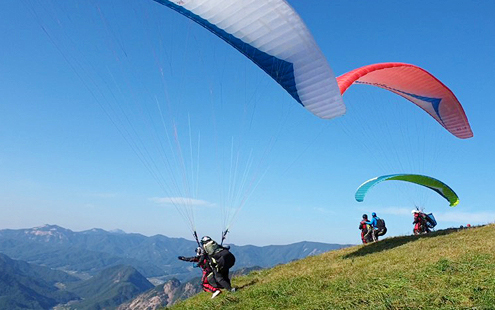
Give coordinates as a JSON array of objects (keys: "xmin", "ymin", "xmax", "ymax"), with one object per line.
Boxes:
[{"xmin": 150, "ymin": 197, "xmax": 215, "ymax": 207}]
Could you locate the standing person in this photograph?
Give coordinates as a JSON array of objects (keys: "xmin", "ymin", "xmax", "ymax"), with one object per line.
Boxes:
[
  {"xmin": 201, "ymin": 236, "xmax": 237, "ymax": 292},
  {"xmin": 412, "ymin": 210, "xmax": 430, "ymax": 235},
  {"xmin": 359, "ymin": 214, "xmax": 372, "ymax": 244},
  {"xmin": 178, "ymin": 247, "xmax": 222, "ymax": 298},
  {"xmin": 365, "ymin": 212, "xmax": 385, "ymax": 241}
]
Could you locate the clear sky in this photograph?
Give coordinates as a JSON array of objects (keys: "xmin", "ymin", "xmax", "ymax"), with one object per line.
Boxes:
[{"xmin": 1, "ymin": 0, "xmax": 494, "ymax": 246}]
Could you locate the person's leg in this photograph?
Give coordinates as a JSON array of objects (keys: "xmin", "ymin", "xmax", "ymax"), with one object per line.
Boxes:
[
  {"xmin": 202, "ymin": 272, "xmax": 219, "ymax": 293},
  {"xmin": 213, "ymin": 269, "xmax": 232, "ymax": 290},
  {"xmin": 221, "ymin": 268, "xmax": 231, "ymax": 286}
]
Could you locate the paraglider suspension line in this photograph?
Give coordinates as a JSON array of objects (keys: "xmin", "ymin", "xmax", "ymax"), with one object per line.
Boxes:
[
  {"xmin": 220, "ymin": 229, "xmax": 229, "ymax": 246},
  {"xmin": 193, "ymin": 231, "xmax": 201, "ymax": 247}
]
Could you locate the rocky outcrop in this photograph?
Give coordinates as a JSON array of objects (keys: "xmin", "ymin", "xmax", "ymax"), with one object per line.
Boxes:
[{"xmin": 117, "ymin": 277, "xmax": 202, "ymax": 310}]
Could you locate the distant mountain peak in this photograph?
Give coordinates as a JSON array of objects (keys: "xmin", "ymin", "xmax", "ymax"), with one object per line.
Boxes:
[
  {"xmin": 26, "ymin": 224, "xmax": 73, "ymax": 242},
  {"xmin": 110, "ymin": 229, "xmax": 126, "ymax": 234},
  {"xmin": 84, "ymin": 228, "xmax": 106, "ymax": 234},
  {"xmin": 33, "ymin": 224, "xmax": 67, "ymax": 231}
]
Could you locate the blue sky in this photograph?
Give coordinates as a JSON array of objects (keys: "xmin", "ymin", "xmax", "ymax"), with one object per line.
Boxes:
[{"xmin": 1, "ymin": 0, "xmax": 494, "ymax": 246}]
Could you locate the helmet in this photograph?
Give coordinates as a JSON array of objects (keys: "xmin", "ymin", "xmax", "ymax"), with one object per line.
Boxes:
[
  {"xmin": 362, "ymin": 214, "xmax": 368, "ymax": 219},
  {"xmin": 195, "ymin": 247, "xmax": 204, "ymax": 256},
  {"xmin": 372, "ymin": 212, "xmax": 377, "ymax": 217},
  {"xmin": 411, "ymin": 210, "xmax": 419, "ymax": 214},
  {"xmin": 201, "ymin": 236, "xmax": 212, "ymax": 244}
]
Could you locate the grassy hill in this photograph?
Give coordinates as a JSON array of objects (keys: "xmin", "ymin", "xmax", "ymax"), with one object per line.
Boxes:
[{"xmin": 168, "ymin": 224, "xmax": 495, "ymax": 309}]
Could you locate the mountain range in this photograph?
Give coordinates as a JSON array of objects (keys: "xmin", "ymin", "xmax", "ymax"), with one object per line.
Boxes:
[
  {"xmin": 0, "ymin": 224, "xmax": 350, "ymax": 282},
  {"xmin": 0, "ymin": 225, "xmax": 351, "ymax": 309},
  {"xmin": 0, "ymin": 253, "xmax": 78, "ymax": 309}
]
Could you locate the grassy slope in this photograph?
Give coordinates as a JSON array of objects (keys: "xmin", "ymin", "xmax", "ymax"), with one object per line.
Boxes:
[{"xmin": 169, "ymin": 224, "xmax": 495, "ymax": 310}]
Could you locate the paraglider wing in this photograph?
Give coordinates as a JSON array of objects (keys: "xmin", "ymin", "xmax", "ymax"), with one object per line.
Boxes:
[
  {"xmin": 337, "ymin": 63, "xmax": 473, "ymax": 139},
  {"xmin": 355, "ymin": 174, "xmax": 459, "ymax": 207},
  {"xmin": 153, "ymin": 0, "xmax": 345, "ymax": 119}
]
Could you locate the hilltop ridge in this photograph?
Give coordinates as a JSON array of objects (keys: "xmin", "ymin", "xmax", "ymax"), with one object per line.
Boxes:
[
  {"xmin": 0, "ymin": 225, "xmax": 348, "ymax": 282},
  {"xmin": 170, "ymin": 224, "xmax": 495, "ymax": 309}
]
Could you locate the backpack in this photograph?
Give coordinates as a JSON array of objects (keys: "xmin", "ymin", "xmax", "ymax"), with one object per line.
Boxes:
[
  {"xmin": 425, "ymin": 213, "xmax": 437, "ymax": 228},
  {"xmin": 376, "ymin": 227, "xmax": 387, "ymax": 236},
  {"xmin": 376, "ymin": 218, "xmax": 387, "ymax": 236},
  {"xmin": 203, "ymin": 240, "xmax": 223, "ymax": 256},
  {"xmin": 376, "ymin": 218, "xmax": 386, "ymax": 229}
]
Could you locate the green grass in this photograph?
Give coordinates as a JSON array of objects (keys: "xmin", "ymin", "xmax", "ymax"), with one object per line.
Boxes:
[{"xmin": 168, "ymin": 224, "xmax": 495, "ymax": 309}]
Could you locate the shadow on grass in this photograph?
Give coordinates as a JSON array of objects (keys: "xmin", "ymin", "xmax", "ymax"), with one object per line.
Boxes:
[
  {"xmin": 237, "ymin": 280, "xmax": 258, "ymax": 290},
  {"xmin": 342, "ymin": 228, "xmax": 464, "ymax": 259}
]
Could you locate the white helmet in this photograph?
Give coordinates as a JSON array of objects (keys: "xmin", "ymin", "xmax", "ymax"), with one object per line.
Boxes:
[{"xmin": 201, "ymin": 236, "xmax": 212, "ymax": 244}]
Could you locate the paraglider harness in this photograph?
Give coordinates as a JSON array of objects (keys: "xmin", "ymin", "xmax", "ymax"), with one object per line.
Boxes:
[
  {"xmin": 191, "ymin": 232, "xmax": 219, "ymax": 289},
  {"xmin": 375, "ymin": 218, "xmax": 387, "ymax": 237},
  {"xmin": 191, "ymin": 251, "xmax": 220, "ymax": 292},
  {"xmin": 425, "ymin": 213, "xmax": 437, "ymax": 229},
  {"xmin": 359, "ymin": 220, "xmax": 372, "ymax": 244},
  {"xmin": 177, "ymin": 238, "xmax": 221, "ymax": 292},
  {"xmin": 364, "ymin": 216, "xmax": 387, "ymax": 242},
  {"xmin": 363, "ymin": 225, "xmax": 374, "ymax": 243},
  {"xmin": 193, "ymin": 230, "xmax": 235, "ymax": 276},
  {"xmin": 413, "ymin": 209, "xmax": 436, "ymax": 234}
]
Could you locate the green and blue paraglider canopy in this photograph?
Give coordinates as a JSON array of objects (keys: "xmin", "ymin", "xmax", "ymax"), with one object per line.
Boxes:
[{"xmin": 355, "ymin": 174, "xmax": 459, "ymax": 207}]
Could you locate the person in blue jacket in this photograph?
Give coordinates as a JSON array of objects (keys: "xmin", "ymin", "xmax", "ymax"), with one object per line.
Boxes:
[
  {"xmin": 365, "ymin": 212, "xmax": 387, "ymax": 241},
  {"xmin": 365, "ymin": 212, "xmax": 378, "ymax": 227}
]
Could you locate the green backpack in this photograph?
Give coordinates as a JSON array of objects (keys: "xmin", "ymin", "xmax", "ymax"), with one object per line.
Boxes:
[{"xmin": 204, "ymin": 240, "xmax": 223, "ymax": 256}]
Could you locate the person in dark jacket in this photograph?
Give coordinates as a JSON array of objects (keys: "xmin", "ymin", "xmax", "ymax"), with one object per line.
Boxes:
[
  {"xmin": 200, "ymin": 236, "xmax": 236, "ymax": 292},
  {"xmin": 178, "ymin": 247, "xmax": 222, "ymax": 298}
]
